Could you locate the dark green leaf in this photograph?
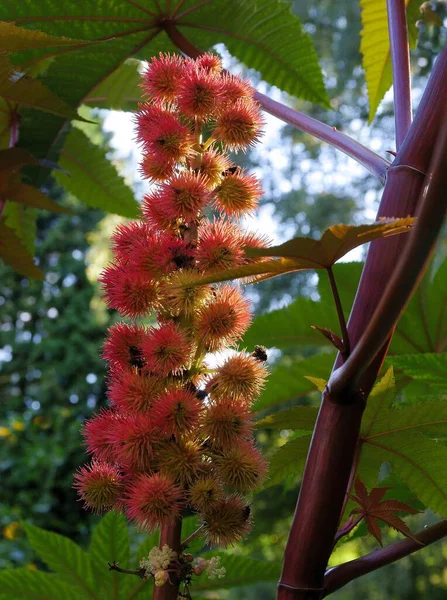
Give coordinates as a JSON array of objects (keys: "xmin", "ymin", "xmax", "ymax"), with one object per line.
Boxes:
[
  {"xmin": 257, "ymin": 406, "xmax": 318, "ymax": 430},
  {"xmin": 3, "ymin": 202, "xmax": 36, "ymax": 253},
  {"xmin": 194, "ymin": 552, "xmax": 281, "ymax": 591},
  {"xmin": 0, "ymin": 569, "xmax": 85, "ymax": 600},
  {"xmin": 84, "ymin": 59, "xmax": 143, "ymax": 111},
  {"xmin": 89, "ymin": 512, "xmax": 130, "ymax": 598},
  {"xmin": 22, "ymin": 523, "xmax": 97, "ymax": 599},
  {"xmin": 54, "ymin": 128, "xmax": 139, "ymax": 218},
  {"xmin": 254, "ymin": 351, "xmax": 335, "ymax": 412},
  {"xmin": 264, "ymin": 434, "xmax": 312, "ymax": 489},
  {"xmin": 0, "ymin": 218, "xmax": 42, "ymax": 279},
  {"xmin": 0, "ymin": 21, "xmax": 87, "ymax": 52}
]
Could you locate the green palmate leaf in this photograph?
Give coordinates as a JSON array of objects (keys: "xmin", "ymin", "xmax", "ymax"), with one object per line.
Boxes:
[
  {"xmin": 391, "ymin": 353, "xmax": 447, "ymax": 396},
  {"xmin": 194, "ymin": 552, "xmax": 281, "ymax": 592},
  {"xmin": 180, "ymin": 515, "xmax": 205, "ymax": 553},
  {"xmin": 84, "ymin": 59, "xmax": 143, "ymax": 111},
  {"xmin": 0, "ymin": 568, "xmax": 85, "ymax": 600},
  {"xmin": 22, "ymin": 523, "xmax": 97, "ymax": 599},
  {"xmin": 0, "ymin": 21, "xmax": 87, "ymax": 52},
  {"xmin": 0, "ymin": 218, "xmax": 42, "ymax": 279},
  {"xmin": 0, "ymin": 147, "xmax": 41, "ymax": 172},
  {"xmin": 359, "ymin": 368, "xmax": 447, "ymax": 515},
  {"xmin": 1, "ymin": 0, "xmax": 327, "ymax": 176},
  {"xmin": 54, "ymin": 128, "xmax": 139, "ymax": 218},
  {"xmin": 7, "ymin": 180, "xmax": 72, "ymax": 213},
  {"xmin": 3, "ymin": 202, "xmax": 36, "ymax": 253},
  {"xmin": 89, "ymin": 511, "xmax": 130, "ymax": 598},
  {"xmin": 264, "ymin": 434, "xmax": 312, "ymax": 489},
  {"xmin": 254, "ymin": 351, "xmax": 335, "ymax": 411},
  {"xmin": 360, "ymin": 0, "xmax": 421, "ymax": 121},
  {"xmin": 0, "ymin": 56, "xmax": 81, "ymax": 120},
  {"xmin": 256, "ymin": 406, "xmax": 319, "ymax": 430},
  {"xmin": 246, "ymin": 219, "xmax": 415, "ymax": 267}
]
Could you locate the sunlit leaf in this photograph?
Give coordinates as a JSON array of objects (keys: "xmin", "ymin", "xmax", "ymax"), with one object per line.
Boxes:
[
  {"xmin": 84, "ymin": 58, "xmax": 143, "ymax": 111},
  {"xmin": 7, "ymin": 180, "xmax": 72, "ymax": 214},
  {"xmin": 264, "ymin": 434, "xmax": 312, "ymax": 489},
  {"xmin": 0, "ymin": 219, "xmax": 42, "ymax": 279},
  {"xmin": 245, "ymin": 219, "xmax": 415, "ymax": 267},
  {"xmin": 0, "ymin": 568, "xmax": 85, "ymax": 600},
  {"xmin": 54, "ymin": 128, "xmax": 139, "ymax": 218},
  {"xmin": 256, "ymin": 406, "xmax": 319, "ymax": 430},
  {"xmin": 22, "ymin": 523, "xmax": 97, "ymax": 597},
  {"xmin": 0, "ymin": 21, "xmax": 87, "ymax": 52},
  {"xmin": 360, "ymin": 0, "xmax": 421, "ymax": 122},
  {"xmin": 3, "ymin": 201, "xmax": 36, "ymax": 253},
  {"xmin": 254, "ymin": 352, "xmax": 334, "ymax": 412}
]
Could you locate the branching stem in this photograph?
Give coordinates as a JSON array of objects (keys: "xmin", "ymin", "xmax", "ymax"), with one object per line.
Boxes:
[
  {"xmin": 386, "ymin": 0, "xmax": 412, "ymax": 149},
  {"xmin": 324, "ymin": 520, "xmax": 447, "ymax": 596},
  {"xmin": 108, "ymin": 562, "xmax": 144, "ymax": 578},
  {"xmin": 327, "ymin": 267, "xmax": 350, "ymax": 358},
  {"xmin": 180, "ymin": 524, "xmax": 205, "ymax": 550}
]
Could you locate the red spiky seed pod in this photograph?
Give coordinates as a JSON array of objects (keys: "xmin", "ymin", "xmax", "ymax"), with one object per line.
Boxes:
[
  {"xmin": 196, "ymin": 52, "xmax": 223, "ymax": 75},
  {"xmin": 137, "ymin": 108, "xmax": 193, "ymax": 164},
  {"xmin": 158, "ymin": 439, "xmax": 203, "ymax": 486},
  {"xmin": 107, "ymin": 370, "xmax": 163, "ymax": 413},
  {"xmin": 100, "ymin": 263, "xmax": 159, "ymax": 318},
  {"xmin": 206, "ymin": 353, "xmax": 268, "ymax": 403},
  {"xmin": 201, "ymin": 494, "xmax": 252, "ymax": 547},
  {"xmin": 142, "ymin": 321, "xmax": 192, "ymax": 377},
  {"xmin": 102, "ymin": 323, "xmax": 147, "ymax": 370},
  {"xmin": 162, "ymin": 270, "xmax": 213, "ymax": 317},
  {"xmin": 141, "ymin": 53, "xmax": 185, "ymax": 103},
  {"xmin": 188, "ymin": 477, "xmax": 222, "ymax": 512},
  {"xmin": 194, "ymin": 285, "xmax": 252, "ymax": 351},
  {"xmin": 196, "ymin": 148, "xmax": 232, "ymax": 189},
  {"xmin": 111, "ymin": 413, "xmax": 158, "ymax": 471},
  {"xmin": 111, "ymin": 221, "xmax": 153, "ymax": 264},
  {"xmin": 214, "ymin": 98, "xmax": 264, "ymax": 152},
  {"xmin": 213, "ymin": 169, "xmax": 263, "ymax": 217},
  {"xmin": 178, "ymin": 64, "xmax": 222, "ymax": 120},
  {"xmin": 83, "ymin": 408, "xmax": 123, "ymax": 463},
  {"xmin": 126, "ymin": 473, "xmax": 183, "ymax": 530},
  {"xmin": 74, "ymin": 460, "xmax": 122, "ymax": 514},
  {"xmin": 152, "ymin": 386, "xmax": 203, "ymax": 437},
  {"xmin": 195, "ymin": 220, "xmax": 245, "ymax": 273},
  {"xmin": 215, "ymin": 441, "xmax": 268, "ymax": 492},
  {"xmin": 200, "ymin": 401, "xmax": 253, "ymax": 448},
  {"xmin": 220, "ymin": 73, "xmax": 255, "ymax": 104}
]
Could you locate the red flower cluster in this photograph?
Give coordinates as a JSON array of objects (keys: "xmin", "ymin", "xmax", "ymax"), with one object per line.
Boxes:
[{"xmin": 75, "ymin": 53, "xmax": 268, "ymax": 548}]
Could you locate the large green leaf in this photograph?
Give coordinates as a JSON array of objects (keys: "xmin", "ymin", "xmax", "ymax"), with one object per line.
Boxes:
[
  {"xmin": 0, "ymin": 21, "xmax": 87, "ymax": 52},
  {"xmin": 194, "ymin": 552, "xmax": 281, "ymax": 592},
  {"xmin": 1, "ymin": 0, "xmax": 327, "ymax": 171},
  {"xmin": 359, "ymin": 369, "xmax": 447, "ymax": 515},
  {"xmin": 89, "ymin": 512, "xmax": 130, "ymax": 599},
  {"xmin": 23, "ymin": 523, "xmax": 97, "ymax": 599},
  {"xmin": 257, "ymin": 406, "xmax": 319, "ymax": 430},
  {"xmin": 264, "ymin": 434, "xmax": 312, "ymax": 489},
  {"xmin": 360, "ymin": 0, "xmax": 421, "ymax": 121},
  {"xmin": 254, "ymin": 351, "xmax": 336, "ymax": 412},
  {"xmin": 84, "ymin": 59, "xmax": 143, "ymax": 111},
  {"xmin": 3, "ymin": 201, "xmax": 37, "ymax": 253},
  {"xmin": 0, "ymin": 569, "xmax": 85, "ymax": 600},
  {"xmin": 0, "ymin": 218, "xmax": 43, "ymax": 279},
  {"xmin": 391, "ymin": 353, "xmax": 447, "ymax": 398},
  {"xmin": 54, "ymin": 128, "xmax": 139, "ymax": 218}
]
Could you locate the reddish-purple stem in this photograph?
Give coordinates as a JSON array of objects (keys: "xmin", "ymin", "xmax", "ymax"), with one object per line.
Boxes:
[
  {"xmin": 324, "ymin": 520, "xmax": 447, "ymax": 596},
  {"xmin": 153, "ymin": 517, "xmax": 183, "ymax": 600},
  {"xmin": 387, "ymin": 0, "xmax": 412, "ymax": 149},
  {"xmin": 277, "ymin": 46, "xmax": 447, "ymax": 599},
  {"xmin": 330, "ymin": 111, "xmax": 447, "ymax": 394}
]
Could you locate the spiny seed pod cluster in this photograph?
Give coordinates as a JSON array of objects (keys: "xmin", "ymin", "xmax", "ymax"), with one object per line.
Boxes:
[{"xmin": 74, "ymin": 52, "xmax": 269, "ymax": 549}]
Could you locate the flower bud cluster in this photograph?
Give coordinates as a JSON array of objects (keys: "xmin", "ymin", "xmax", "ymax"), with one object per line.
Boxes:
[{"xmin": 74, "ymin": 52, "xmax": 269, "ymax": 550}]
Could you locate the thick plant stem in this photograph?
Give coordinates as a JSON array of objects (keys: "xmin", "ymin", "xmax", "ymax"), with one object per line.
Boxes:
[
  {"xmin": 387, "ymin": 0, "xmax": 412, "ymax": 149},
  {"xmin": 153, "ymin": 517, "xmax": 183, "ymax": 600},
  {"xmin": 277, "ymin": 46, "xmax": 447, "ymax": 599},
  {"xmin": 324, "ymin": 520, "xmax": 447, "ymax": 596},
  {"xmin": 330, "ymin": 113, "xmax": 447, "ymax": 395},
  {"xmin": 162, "ymin": 21, "xmax": 390, "ymax": 183}
]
